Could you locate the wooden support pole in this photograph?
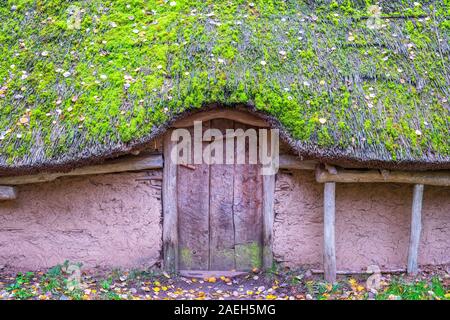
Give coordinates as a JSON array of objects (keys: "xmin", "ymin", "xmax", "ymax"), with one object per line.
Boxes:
[
  {"xmin": 323, "ymin": 182, "xmax": 337, "ymax": 283},
  {"xmin": 262, "ymin": 174, "xmax": 276, "ymax": 270},
  {"xmin": 0, "ymin": 186, "xmax": 17, "ymax": 201},
  {"xmin": 162, "ymin": 130, "xmax": 178, "ymax": 273},
  {"xmin": 407, "ymin": 184, "xmax": 424, "ymax": 275}
]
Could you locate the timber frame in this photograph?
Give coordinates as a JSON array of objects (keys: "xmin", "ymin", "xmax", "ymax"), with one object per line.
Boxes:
[
  {"xmin": 315, "ymin": 164, "xmax": 449, "ymax": 283},
  {"xmin": 0, "ymin": 109, "xmax": 448, "ymax": 280},
  {"xmin": 162, "ymin": 110, "xmax": 281, "ymax": 273}
]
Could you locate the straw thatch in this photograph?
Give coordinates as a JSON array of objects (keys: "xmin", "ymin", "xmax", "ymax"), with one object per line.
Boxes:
[{"xmin": 0, "ymin": 1, "xmax": 449, "ymax": 175}]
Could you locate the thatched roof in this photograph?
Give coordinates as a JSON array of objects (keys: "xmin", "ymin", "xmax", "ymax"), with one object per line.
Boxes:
[{"xmin": 0, "ymin": 0, "xmax": 449, "ymax": 175}]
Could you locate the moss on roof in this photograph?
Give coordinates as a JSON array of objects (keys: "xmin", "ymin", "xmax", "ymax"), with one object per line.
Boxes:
[{"xmin": 0, "ymin": 0, "xmax": 449, "ymax": 173}]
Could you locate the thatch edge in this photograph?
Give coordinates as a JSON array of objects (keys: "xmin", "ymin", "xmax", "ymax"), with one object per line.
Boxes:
[{"xmin": 0, "ymin": 103, "xmax": 449, "ymax": 177}]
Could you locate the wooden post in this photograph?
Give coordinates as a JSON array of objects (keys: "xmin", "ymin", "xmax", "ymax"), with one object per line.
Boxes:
[
  {"xmin": 0, "ymin": 186, "xmax": 17, "ymax": 201},
  {"xmin": 162, "ymin": 130, "xmax": 178, "ymax": 273},
  {"xmin": 262, "ymin": 174, "xmax": 276, "ymax": 270},
  {"xmin": 407, "ymin": 184, "xmax": 424, "ymax": 275},
  {"xmin": 323, "ymin": 182, "xmax": 336, "ymax": 283}
]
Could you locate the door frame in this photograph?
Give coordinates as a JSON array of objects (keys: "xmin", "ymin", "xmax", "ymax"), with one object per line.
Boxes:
[{"xmin": 162, "ymin": 110, "xmax": 276, "ymax": 273}]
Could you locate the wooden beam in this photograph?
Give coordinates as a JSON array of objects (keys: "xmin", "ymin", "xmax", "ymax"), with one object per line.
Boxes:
[
  {"xmin": 311, "ymin": 268, "xmax": 406, "ymax": 275},
  {"xmin": 162, "ymin": 130, "xmax": 178, "ymax": 273},
  {"xmin": 172, "ymin": 109, "xmax": 270, "ymax": 128},
  {"xmin": 278, "ymin": 155, "xmax": 317, "ymax": 170},
  {"xmin": 316, "ymin": 166, "xmax": 450, "ymax": 187},
  {"xmin": 407, "ymin": 184, "xmax": 424, "ymax": 275},
  {"xmin": 323, "ymin": 182, "xmax": 337, "ymax": 283},
  {"xmin": 0, "ymin": 154, "xmax": 163, "ymax": 186},
  {"xmin": 0, "ymin": 152, "xmax": 313, "ymax": 187},
  {"xmin": 0, "ymin": 186, "xmax": 17, "ymax": 201},
  {"xmin": 262, "ymin": 173, "xmax": 276, "ymax": 270}
]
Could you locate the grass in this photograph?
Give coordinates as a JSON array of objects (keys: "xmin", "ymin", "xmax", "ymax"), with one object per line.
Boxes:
[{"xmin": 376, "ymin": 276, "xmax": 447, "ymax": 300}]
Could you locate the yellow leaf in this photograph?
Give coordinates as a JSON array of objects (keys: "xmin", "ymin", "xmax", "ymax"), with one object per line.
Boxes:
[
  {"xmin": 162, "ymin": 286, "xmax": 168, "ymax": 291},
  {"xmin": 266, "ymin": 294, "xmax": 277, "ymax": 300},
  {"xmin": 153, "ymin": 287, "xmax": 161, "ymax": 292},
  {"xmin": 207, "ymin": 277, "xmax": 217, "ymax": 283}
]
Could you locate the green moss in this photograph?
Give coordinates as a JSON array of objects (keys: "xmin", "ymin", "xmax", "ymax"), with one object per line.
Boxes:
[
  {"xmin": 235, "ymin": 242, "xmax": 262, "ymax": 270},
  {"xmin": 0, "ymin": 0, "xmax": 449, "ymax": 165}
]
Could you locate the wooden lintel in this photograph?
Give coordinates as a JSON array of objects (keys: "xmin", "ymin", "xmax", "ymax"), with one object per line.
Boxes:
[
  {"xmin": 323, "ymin": 182, "xmax": 337, "ymax": 283},
  {"xmin": 172, "ymin": 109, "xmax": 270, "ymax": 128},
  {"xmin": 407, "ymin": 184, "xmax": 424, "ymax": 275},
  {"xmin": 316, "ymin": 166, "xmax": 450, "ymax": 187},
  {"xmin": 0, "ymin": 154, "xmax": 163, "ymax": 186},
  {"xmin": 0, "ymin": 186, "xmax": 17, "ymax": 201}
]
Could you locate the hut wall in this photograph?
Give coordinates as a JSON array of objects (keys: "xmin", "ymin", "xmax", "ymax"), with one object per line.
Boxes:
[
  {"xmin": 273, "ymin": 170, "xmax": 450, "ymax": 270},
  {"xmin": 0, "ymin": 168, "xmax": 448, "ymax": 271},
  {"xmin": 0, "ymin": 171, "xmax": 162, "ymax": 270}
]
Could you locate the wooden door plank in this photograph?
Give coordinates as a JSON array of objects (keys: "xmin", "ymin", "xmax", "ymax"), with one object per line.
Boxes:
[
  {"xmin": 262, "ymin": 172, "xmax": 275, "ymax": 270},
  {"xmin": 209, "ymin": 119, "xmax": 236, "ymax": 270},
  {"xmin": 233, "ymin": 122, "xmax": 263, "ymax": 271},
  {"xmin": 177, "ymin": 123, "xmax": 210, "ymax": 270}
]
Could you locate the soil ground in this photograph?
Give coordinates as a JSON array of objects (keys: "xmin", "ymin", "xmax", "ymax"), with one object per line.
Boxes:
[{"xmin": 0, "ymin": 264, "xmax": 449, "ymax": 300}]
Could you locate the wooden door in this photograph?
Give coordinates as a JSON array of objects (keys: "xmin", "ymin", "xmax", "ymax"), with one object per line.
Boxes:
[{"xmin": 177, "ymin": 119, "xmax": 263, "ymax": 272}]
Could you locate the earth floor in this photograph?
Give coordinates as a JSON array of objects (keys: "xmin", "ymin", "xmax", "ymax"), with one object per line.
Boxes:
[{"xmin": 0, "ymin": 264, "xmax": 449, "ymax": 300}]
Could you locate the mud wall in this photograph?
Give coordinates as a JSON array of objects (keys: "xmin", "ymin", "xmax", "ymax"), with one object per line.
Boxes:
[
  {"xmin": 1, "ymin": 168, "xmax": 448, "ymax": 271},
  {"xmin": 0, "ymin": 171, "xmax": 162, "ymax": 270},
  {"xmin": 273, "ymin": 170, "xmax": 450, "ymax": 270}
]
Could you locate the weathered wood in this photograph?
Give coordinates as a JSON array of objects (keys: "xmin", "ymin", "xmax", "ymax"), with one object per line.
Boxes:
[
  {"xmin": 278, "ymin": 155, "xmax": 317, "ymax": 170},
  {"xmin": 209, "ymin": 119, "xmax": 236, "ymax": 270},
  {"xmin": 316, "ymin": 166, "xmax": 450, "ymax": 186},
  {"xmin": 324, "ymin": 163, "xmax": 338, "ymax": 174},
  {"xmin": 323, "ymin": 182, "xmax": 337, "ymax": 283},
  {"xmin": 262, "ymin": 173, "xmax": 275, "ymax": 270},
  {"xmin": 177, "ymin": 124, "xmax": 211, "ymax": 270},
  {"xmin": 233, "ymin": 122, "xmax": 263, "ymax": 271},
  {"xmin": 311, "ymin": 268, "xmax": 406, "ymax": 275},
  {"xmin": 407, "ymin": 184, "xmax": 424, "ymax": 275},
  {"xmin": 0, "ymin": 154, "xmax": 163, "ymax": 186},
  {"xmin": 172, "ymin": 109, "xmax": 270, "ymax": 128},
  {"xmin": 0, "ymin": 186, "xmax": 17, "ymax": 201},
  {"xmin": 163, "ymin": 130, "xmax": 178, "ymax": 273}
]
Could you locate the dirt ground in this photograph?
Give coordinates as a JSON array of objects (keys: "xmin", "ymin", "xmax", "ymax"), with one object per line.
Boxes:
[{"xmin": 0, "ymin": 263, "xmax": 449, "ymax": 300}]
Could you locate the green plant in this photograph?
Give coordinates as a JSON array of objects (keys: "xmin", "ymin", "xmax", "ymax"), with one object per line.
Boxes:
[
  {"xmin": 6, "ymin": 272, "xmax": 35, "ymax": 299},
  {"xmin": 377, "ymin": 276, "xmax": 447, "ymax": 300}
]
